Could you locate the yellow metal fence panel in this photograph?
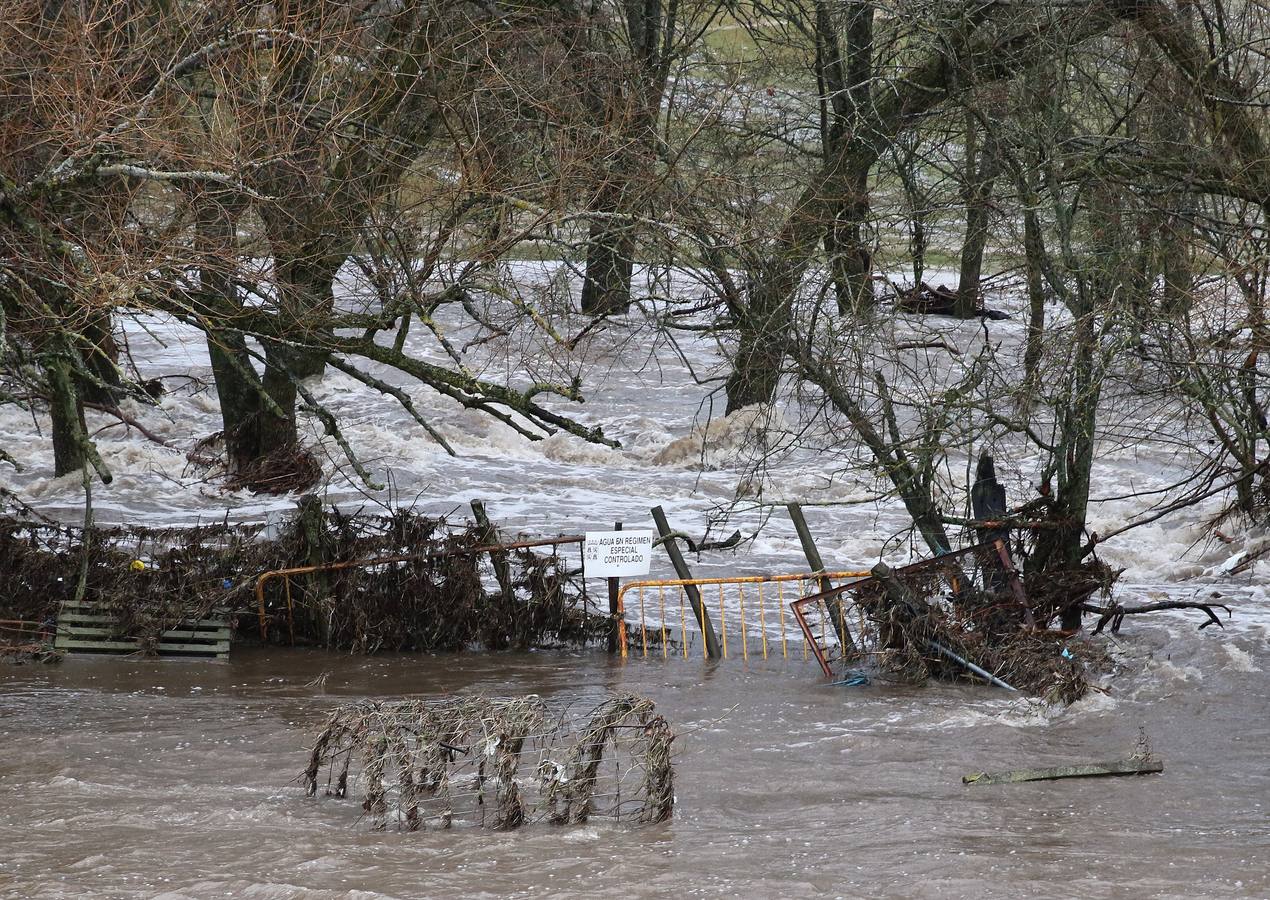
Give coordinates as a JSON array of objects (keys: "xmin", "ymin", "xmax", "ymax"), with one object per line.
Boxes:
[{"xmin": 616, "ymin": 571, "xmax": 869, "ymax": 661}]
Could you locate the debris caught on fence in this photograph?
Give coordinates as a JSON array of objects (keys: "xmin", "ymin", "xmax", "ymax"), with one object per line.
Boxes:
[
  {"xmin": 0, "ymin": 496, "xmax": 607, "ymax": 656},
  {"xmin": 792, "ymin": 542, "xmax": 1113, "ymax": 702},
  {"xmin": 302, "ymin": 693, "xmax": 675, "ymax": 831}
]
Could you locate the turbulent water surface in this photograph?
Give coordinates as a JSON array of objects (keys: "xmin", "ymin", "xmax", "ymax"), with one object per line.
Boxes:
[
  {"xmin": 1, "ymin": 633, "xmax": 1267, "ymax": 899},
  {"xmin": 2, "ymin": 266, "xmax": 1269, "ymax": 897}
]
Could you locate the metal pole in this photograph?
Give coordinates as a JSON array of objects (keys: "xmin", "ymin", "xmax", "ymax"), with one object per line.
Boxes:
[
  {"xmin": 607, "ymin": 521, "xmax": 622, "ymax": 653},
  {"xmin": 650, "ymin": 506, "xmax": 721, "ymax": 659},
  {"xmin": 787, "ymin": 502, "xmax": 856, "ymax": 654},
  {"xmin": 927, "ymin": 640, "xmax": 1018, "ymax": 691}
]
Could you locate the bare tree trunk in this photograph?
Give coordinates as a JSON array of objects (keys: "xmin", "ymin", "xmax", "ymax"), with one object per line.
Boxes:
[
  {"xmin": 580, "ymin": 0, "xmax": 673, "ymax": 316},
  {"xmin": 46, "ymin": 352, "xmax": 87, "ymax": 477},
  {"xmin": 207, "ymin": 330, "xmax": 265, "ymax": 469},
  {"xmin": 725, "ymin": 271, "xmax": 789, "ymax": 413},
  {"xmin": 956, "ymin": 107, "xmax": 1000, "ymax": 318},
  {"xmin": 194, "ymin": 193, "xmax": 266, "ymax": 471},
  {"xmin": 817, "ymin": 0, "xmax": 875, "ymax": 316},
  {"xmin": 78, "ymin": 311, "xmax": 124, "ymax": 405},
  {"xmin": 1029, "ymin": 308, "xmax": 1100, "ymax": 630},
  {"xmin": 270, "ymin": 246, "xmax": 338, "ymax": 381},
  {"xmin": 580, "ymin": 216, "xmax": 636, "ymax": 316},
  {"xmin": 1021, "ymin": 204, "xmax": 1046, "ymax": 383}
]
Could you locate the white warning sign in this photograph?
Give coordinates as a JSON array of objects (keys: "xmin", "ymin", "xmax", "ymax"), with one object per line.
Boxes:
[{"xmin": 583, "ymin": 530, "xmax": 653, "ymax": 577}]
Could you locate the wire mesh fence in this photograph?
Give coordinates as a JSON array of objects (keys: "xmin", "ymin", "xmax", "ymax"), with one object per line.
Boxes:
[{"xmin": 303, "ymin": 693, "xmax": 675, "ymax": 831}]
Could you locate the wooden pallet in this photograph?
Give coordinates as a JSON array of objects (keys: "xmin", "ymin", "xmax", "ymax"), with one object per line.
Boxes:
[{"xmin": 54, "ymin": 601, "xmax": 230, "ymax": 659}]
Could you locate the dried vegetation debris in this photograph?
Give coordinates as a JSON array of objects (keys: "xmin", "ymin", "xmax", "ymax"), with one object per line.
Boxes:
[
  {"xmin": 835, "ymin": 545, "xmax": 1116, "ymax": 703},
  {"xmin": 303, "ymin": 693, "xmax": 675, "ymax": 831},
  {"xmin": 0, "ymin": 498, "xmax": 606, "ymax": 655}
]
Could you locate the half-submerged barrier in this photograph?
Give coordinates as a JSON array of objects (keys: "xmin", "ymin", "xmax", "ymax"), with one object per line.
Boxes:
[
  {"xmin": 617, "ymin": 571, "xmax": 869, "ymax": 660},
  {"xmin": 303, "ymin": 693, "xmax": 675, "ymax": 831}
]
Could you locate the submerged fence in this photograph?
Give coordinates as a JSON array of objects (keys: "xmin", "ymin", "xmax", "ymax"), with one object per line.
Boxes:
[
  {"xmin": 615, "ymin": 542, "xmax": 1031, "ymax": 678},
  {"xmin": 616, "ymin": 571, "xmax": 870, "ymax": 661},
  {"xmin": 305, "ymin": 692, "xmax": 675, "ymax": 831}
]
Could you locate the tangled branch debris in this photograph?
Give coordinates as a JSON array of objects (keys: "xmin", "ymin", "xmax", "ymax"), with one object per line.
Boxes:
[
  {"xmin": 0, "ymin": 498, "xmax": 607, "ymax": 655},
  {"xmin": 823, "ymin": 544, "xmax": 1115, "ymax": 703},
  {"xmin": 303, "ymin": 693, "xmax": 675, "ymax": 831}
]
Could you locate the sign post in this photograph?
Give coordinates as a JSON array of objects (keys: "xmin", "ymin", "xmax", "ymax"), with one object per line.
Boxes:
[
  {"xmin": 607, "ymin": 522, "xmax": 622, "ymax": 653},
  {"xmin": 584, "ymin": 527, "xmax": 652, "ymax": 655}
]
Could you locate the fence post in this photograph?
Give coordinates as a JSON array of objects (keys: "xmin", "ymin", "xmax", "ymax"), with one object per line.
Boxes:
[
  {"xmin": 787, "ymin": 502, "xmax": 856, "ymax": 655},
  {"xmin": 650, "ymin": 506, "xmax": 722, "ymax": 659},
  {"xmin": 471, "ymin": 499, "xmax": 514, "ymax": 602}
]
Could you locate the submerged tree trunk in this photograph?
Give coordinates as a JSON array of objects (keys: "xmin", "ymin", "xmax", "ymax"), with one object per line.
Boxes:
[
  {"xmin": 580, "ymin": 216, "xmax": 636, "ymax": 316},
  {"xmin": 580, "ymin": 0, "xmax": 673, "ymax": 316},
  {"xmin": 956, "ymin": 108, "xmax": 1000, "ymax": 318},
  {"xmin": 1029, "ymin": 193, "xmax": 1107, "ymax": 630},
  {"xmin": 725, "ymin": 272, "xmax": 790, "ymax": 413},
  {"xmin": 194, "ymin": 193, "xmax": 268, "ymax": 471},
  {"xmin": 1028, "ymin": 312, "xmax": 1100, "ymax": 631},
  {"xmin": 270, "ymin": 247, "xmax": 338, "ymax": 381},
  {"xmin": 78, "ymin": 311, "xmax": 124, "ymax": 405},
  {"xmin": 46, "ymin": 352, "xmax": 88, "ymax": 477}
]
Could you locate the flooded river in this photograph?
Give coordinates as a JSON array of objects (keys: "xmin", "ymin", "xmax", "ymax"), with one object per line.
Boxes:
[
  {"xmin": 2, "ymin": 619, "xmax": 1267, "ymax": 899},
  {"xmin": 2, "ymin": 274, "xmax": 1268, "ymax": 896}
]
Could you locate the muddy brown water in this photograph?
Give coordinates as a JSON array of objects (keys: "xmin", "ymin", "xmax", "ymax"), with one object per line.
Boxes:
[{"xmin": 1, "ymin": 622, "xmax": 1267, "ymax": 899}]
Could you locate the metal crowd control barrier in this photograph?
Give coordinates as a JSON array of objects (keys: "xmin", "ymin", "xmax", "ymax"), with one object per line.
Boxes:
[{"xmin": 616, "ymin": 571, "xmax": 870, "ymax": 660}]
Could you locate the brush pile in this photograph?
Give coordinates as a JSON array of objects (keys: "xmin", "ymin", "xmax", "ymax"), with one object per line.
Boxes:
[
  {"xmin": 0, "ymin": 511, "xmax": 279, "ymax": 648},
  {"xmin": 303, "ymin": 693, "xmax": 675, "ymax": 831},
  {"xmin": 0, "ymin": 497, "xmax": 606, "ymax": 655},
  {"xmin": 822, "ymin": 543, "xmax": 1113, "ymax": 702}
]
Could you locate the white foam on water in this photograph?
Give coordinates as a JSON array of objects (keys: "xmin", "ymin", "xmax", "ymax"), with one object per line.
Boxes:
[
  {"xmin": 1, "ymin": 269, "xmax": 1267, "ymax": 640},
  {"xmin": 1220, "ymin": 643, "xmax": 1261, "ymax": 673}
]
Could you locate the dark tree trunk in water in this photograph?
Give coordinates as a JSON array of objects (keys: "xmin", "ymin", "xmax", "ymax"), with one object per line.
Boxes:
[
  {"xmin": 956, "ymin": 109, "xmax": 1000, "ymax": 319},
  {"xmin": 1030, "ymin": 297, "xmax": 1101, "ymax": 631},
  {"xmin": 195, "ymin": 194, "xmax": 267, "ymax": 471},
  {"xmin": 260, "ymin": 343, "xmax": 301, "ymax": 452},
  {"xmin": 78, "ymin": 312, "xmax": 125, "ymax": 405},
  {"xmin": 1021, "ymin": 204, "xmax": 1046, "ymax": 385},
  {"xmin": 816, "ymin": 0, "xmax": 875, "ymax": 315},
  {"xmin": 725, "ymin": 275, "xmax": 790, "ymax": 413},
  {"xmin": 580, "ymin": 217, "xmax": 635, "ymax": 316},
  {"xmin": 580, "ymin": 0, "xmax": 669, "ymax": 316},
  {"xmin": 271, "ymin": 251, "xmax": 336, "ymax": 381},
  {"xmin": 207, "ymin": 331, "xmax": 263, "ymax": 469},
  {"xmin": 46, "ymin": 354, "xmax": 87, "ymax": 477},
  {"xmin": 247, "ymin": 239, "xmax": 340, "ymax": 457}
]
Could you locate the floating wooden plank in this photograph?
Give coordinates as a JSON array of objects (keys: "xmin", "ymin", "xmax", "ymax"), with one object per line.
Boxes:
[{"xmin": 963, "ymin": 758, "xmax": 1164, "ymax": 785}]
